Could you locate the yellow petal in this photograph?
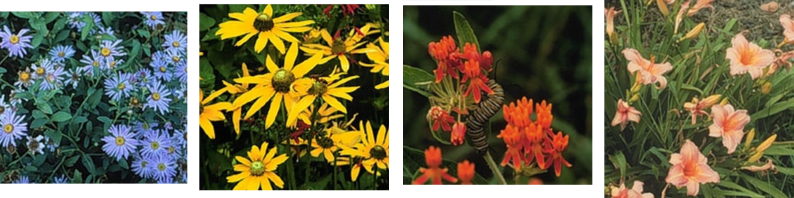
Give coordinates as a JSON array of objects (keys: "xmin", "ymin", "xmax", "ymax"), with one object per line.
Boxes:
[
  {"xmin": 323, "ymin": 95, "xmax": 347, "ymax": 114},
  {"xmin": 266, "ymin": 56, "xmax": 279, "ymax": 73},
  {"xmin": 269, "ymin": 31, "xmax": 287, "ymax": 55},
  {"xmin": 244, "ymin": 88, "xmax": 276, "ymax": 120},
  {"xmin": 271, "ymin": 29, "xmax": 301, "ymax": 43},
  {"xmin": 289, "ymin": 95, "xmax": 315, "ymax": 127},
  {"xmin": 264, "ymin": 4, "xmax": 273, "ymax": 17},
  {"xmin": 324, "ymin": 149, "xmax": 335, "ymax": 162},
  {"xmin": 380, "ymin": 37, "xmax": 389, "ymax": 55},
  {"xmin": 235, "ymin": 32, "xmax": 257, "ymax": 46},
  {"xmin": 329, "ymin": 75, "xmax": 359, "ymax": 88},
  {"xmin": 275, "ymin": 20, "xmax": 314, "ymax": 27},
  {"xmin": 234, "ymin": 74, "xmax": 271, "ymax": 85},
  {"xmin": 274, "ymin": 12, "xmax": 302, "ymax": 23},
  {"xmin": 247, "ymin": 176, "xmax": 261, "ymax": 190},
  {"xmin": 310, "ymin": 147, "xmax": 323, "ymax": 157},
  {"xmin": 265, "ymin": 93, "xmax": 283, "ymax": 129},
  {"xmin": 321, "ymin": 29, "xmax": 333, "ymax": 45},
  {"xmin": 204, "ymin": 88, "xmax": 228, "ymax": 104},
  {"xmin": 233, "ymin": 164, "xmax": 249, "ymax": 172},
  {"xmin": 327, "ymin": 87, "xmax": 357, "ymax": 101},
  {"xmin": 375, "ymin": 80, "xmax": 388, "ymax": 89},
  {"xmin": 280, "ymin": 26, "xmax": 313, "ymax": 33},
  {"xmin": 339, "ymin": 55, "xmax": 350, "ymax": 72},
  {"xmin": 235, "ymin": 156, "xmax": 251, "ymax": 166},
  {"xmin": 291, "ymin": 52, "xmax": 322, "ymax": 78},
  {"xmin": 232, "ymin": 176, "xmax": 249, "ymax": 190},
  {"xmin": 260, "ymin": 176, "xmax": 272, "ymax": 190},
  {"xmin": 267, "ymin": 154, "xmax": 289, "ymax": 171},
  {"xmin": 254, "ymin": 32, "xmax": 270, "ymax": 53},
  {"xmin": 383, "ymin": 128, "xmax": 389, "ymax": 148},
  {"xmin": 376, "ymin": 124, "xmax": 387, "ymax": 146},
  {"xmin": 233, "ymin": 108, "xmax": 242, "ymax": 135},
  {"xmin": 351, "ymin": 164, "xmax": 361, "ymax": 182},
  {"xmin": 319, "ymin": 55, "xmax": 337, "ymax": 64},
  {"xmin": 199, "ymin": 117, "xmax": 215, "ymax": 139},
  {"xmin": 365, "ymin": 121, "xmax": 375, "ymax": 145},
  {"xmin": 263, "ymin": 146, "xmax": 277, "ymax": 164},
  {"xmin": 266, "ymin": 172, "xmax": 285, "ymax": 189},
  {"xmin": 227, "ymin": 171, "xmax": 249, "ymax": 183},
  {"xmin": 232, "ymin": 85, "xmax": 266, "ymax": 109}
]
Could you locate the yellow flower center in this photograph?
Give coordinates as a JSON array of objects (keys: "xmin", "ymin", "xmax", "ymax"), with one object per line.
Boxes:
[
  {"xmin": 132, "ymin": 98, "xmax": 139, "ymax": 105},
  {"xmin": 19, "ymin": 71, "xmax": 30, "ymax": 81},
  {"xmin": 249, "ymin": 161, "xmax": 266, "ymax": 176},
  {"xmin": 118, "ymin": 82, "xmax": 125, "ymax": 90},
  {"xmin": 141, "ymin": 161, "xmax": 148, "ymax": 168},
  {"xmin": 370, "ymin": 145, "xmax": 387, "ymax": 160},
  {"xmin": 150, "ymin": 141, "xmax": 159, "ymax": 150},
  {"xmin": 172, "ymin": 41, "xmax": 180, "ymax": 48},
  {"xmin": 317, "ymin": 136, "xmax": 334, "ymax": 149},
  {"xmin": 93, "ymin": 61, "xmax": 100, "ymax": 67},
  {"xmin": 47, "ymin": 74, "xmax": 56, "ymax": 82},
  {"xmin": 115, "ymin": 136, "xmax": 125, "ymax": 146},
  {"xmin": 331, "ymin": 38, "xmax": 347, "ymax": 54},
  {"xmin": 152, "ymin": 92, "xmax": 161, "ymax": 101},
  {"xmin": 4, "ymin": 124, "xmax": 13, "ymax": 133},
  {"xmin": 172, "ymin": 56, "xmax": 180, "ymax": 63},
  {"xmin": 10, "ymin": 35, "xmax": 19, "ymax": 44},
  {"xmin": 160, "ymin": 66, "xmax": 167, "ymax": 73},
  {"xmin": 36, "ymin": 67, "xmax": 45, "ymax": 76},
  {"xmin": 308, "ymin": 79, "xmax": 328, "ymax": 95},
  {"xmin": 109, "ymin": 61, "xmax": 116, "ymax": 69},
  {"xmin": 150, "ymin": 15, "xmax": 157, "ymax": 20},
  {"xmin": 58, "ymin": 51, "xmax": 65, "ymax": 57},
  {"xmin": 101, "ymin": 47, "xmax": 111, "ymax": 57},
  {"xmin": 158, "ymin": 163, "xmax": 166, "ymax": 171},
  {"xmin": 272, "ymin": 69, "xmax": 295, "ymax": 93},
  {"xmin": 168, "ymin": 146, "xmax": 175, "ymax": 154},
  {"xmin": 253, "ymin": 13, "xmax": 274, "ymax": 32}
]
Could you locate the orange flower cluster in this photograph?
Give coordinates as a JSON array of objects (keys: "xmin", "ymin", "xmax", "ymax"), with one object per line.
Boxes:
[
  {"xmin": 428, "ymin": 35, "xmax": 494, "ymax": 103},
  {"xmin": 497, "ymin": 97, "xmax": 572, "ymax": 177},
  {"xmin": 413, "ymin": 146, "xmax": 475, "ymax": 184}
]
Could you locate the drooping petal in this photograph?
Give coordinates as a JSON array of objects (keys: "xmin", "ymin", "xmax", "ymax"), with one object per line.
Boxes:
[
  {"xmin": 266, "ymin": 171, "xmax": 285, "ymax": 188},
  {"xmin": 254, "ymin": 32, "xmax": 270, "ymax": 53},
  {"xmin": 292, "ymin": 52, "xmax": 323, "ymax": 78},
  {"xmin": 199, "ymin": 117, "xmax": 215, "ymax": 139}
]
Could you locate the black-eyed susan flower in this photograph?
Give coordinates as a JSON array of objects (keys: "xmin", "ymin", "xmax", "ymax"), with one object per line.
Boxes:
[
  {"xmin": 220, "ymin": 63, "xmax": 253, "ymax": 135},
  {"xmin": 359, "ymin": 36, "xmax": 389, "ymax": 89},
  {"xmin": 340, "ymin": 120, "xmax": 388, "ymax": 179},
  {"xmin": 300, "ymin": 23, "xmax": 380, "ymax": 72},
  {"xmin": 199, "ymin": 89, "xmax": 232, "ymax": 139},
  {"xmin": 310, "ymin": 129, "xmax": 360, "ymax": 162},
  {"xmin": 227, "ymin": 141, "xmax": 288, "ymax": 190},
  {"xmin": 287, "ymin": 69, "xmax": 359, "ymax": 127},
  {"xmin": 232, "ymin": 42, "xmax": 322, "ymax": 129},
  {"xmin": 216, "ymin": 5, "xmax": 315, "ymax": 54}
]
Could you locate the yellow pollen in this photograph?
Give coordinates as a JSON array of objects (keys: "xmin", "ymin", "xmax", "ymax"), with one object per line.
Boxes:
[
  {"xmin": 58, "ymin": 51, "xmax": 65, "ymax": 57},
  {"xmin": 19, "ymin": 72, "xmax": 30, "ymax": 81},
  {"xmin": 172, "ymin": 56, "xmax": 180, "ymax": 63},
  {"xmin": 3, "ymin": 124, "xmax": 13, "ymax": 133},
  {"xmin": 36, "ymin": 67, "xmax": 45, "ymax": 75},
  {"xmin": 172, "ymin": 41, "xmax": 180, "ymax": 48},
  {"xmin": 101, "ymin": 48, "xmax": 111, "ymax": 57},
  {"xmin": 118, "ymin": 82, "xmax": 125, "ymax": 90},
  {"xmin": 10, "ymin": 35, "xmax": 19, "ymax": 44},
  {"xmin": 152, "ymin": 92, "xmax": 161, "ymax": 101},
  {"xmin": 160, "ymin": 66, "xmax": 167, "ymax": 72},
  {"xmin": 115, "ymin": 136, "xmax": 125, "ymax": 146}
]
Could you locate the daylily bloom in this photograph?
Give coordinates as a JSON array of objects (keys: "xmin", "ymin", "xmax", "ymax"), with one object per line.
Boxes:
[
  {"xmin": 779, "ymin": 14, "xmax": 794, "ymax": 44},
  {"xmin": 610, "ymin": 180, "xmax": 654, "ymax": 198},
  {"xmin": 605, "ymin": 7, "xmax": 621, "ymax": 44},
  {"xmin": 741, "ymin": 159, "xmax": 777, "ymax": 176},
  {"xmin": 708, "ymin": 104, "xmax": 750, "ymax": 154},
  {"xmin": 726, "ymin": 33, "xmax": 775, "ymax": 80},
  {"xmin": 665, "ymin": 139, "xmax": 720, "ymax": 196},
  {"xmin": 683, "ymin": 94, "xmax": 721, "ymax": 125},
  {"xmin": 686, "ymin": 0, "xmax": 714, "ymax": 16},
  {"xmin": 623, "ymin": 48, "xmax": 673, "ymax": 89},
  {"xmin": 611, "ymin": 99, "xmax": 641, "ymax": 131},
  {"xmin": 413, "ymin": 146, "xmax": 458, "ymax": 184},
  {"xmin": 457, "ymin": 160, "xmax": 475, "ymax": 184}
]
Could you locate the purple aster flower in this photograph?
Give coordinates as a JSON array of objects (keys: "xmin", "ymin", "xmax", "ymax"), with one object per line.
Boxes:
[
  {"xmin": 132, "ymin": 154, "xmax": 155, "ymax": 179},
  {"xmin": 97, "ymin": 24, "xmax": 115, "ymax": 36},
  {"xmin": 172, "ymin": 129, "xmax": 186, "ymax": 150},
  {"xmin": 79, "ymin": 50, "xmax": 105, "ymax": 77},
  {"xmin": 13, "ymin": 175, "xmax": 31, "ymax": 183},
  {"xmin": 0, "ymin": 110, "xmax": 27, "ymax": 148},
  {"xmin": 99, "ymin": 40, "xmax": 126, "ymax": 59},
  {"xmin": 67, "ymin": 12, "xmax": 86, "ymax": 30},
  {"xmin": 150, "ymin": 58, "xmax": 171, "ymax": 81},
  {"xmin": 175, "ymin": 61, "xmax": 187, "ymax": 85},
  {"xmin": 63, "ymin": 68, "xmax": 81, "ymax": 89},
  {"xmin": 103, "ymin": 72, "xmax": 132, "ymax": 101},
  {"xmin": 132, "ymin": 121, "xmax": 159, "ymax": 139},
  {"xmin": 0, "ymin": 26, "xmax": 33, "ymax": 58},
  {"xmin": 27, "ymin": 135, "xmax": 45, "ymax": 155},
  {"xmin": 44, "ymin": 135, "xmax": 59, "ymax": 152},
  {"xmin": 14, "ymin": 68, "xmax": 33, "ymax": 89},
  {"xmin": 151, "ymin": 153, "xmax": 177, "ymax": 183},
  {"xmin": 101, "ymin": 124, "xmax": 139, "ymax": 161},
  {"xmin": 141, "ymin": 12, "xmax": 166, "ymax": 29},
  {"xmin": 0, "ymin": 95, "xmax": 10, "ymax": 114},
  {"xmin": 48, "ymin": 45, "xmax": 76, "ymax": 63},
  {"xmin": 41, "ymin": 61, "xmax": 65, "ymax": 91},
  {"xmin": 165, "ymin": 48, "xmax": 184, "ymax": 67},
  {"xmin": 163, "ymin": 30, "xmax": 187, "ymax": 55},
  {"xmin": 131, "ymin": 68, "xmax": 156, "ymax": 88},
  {"xmin": 141, "ymin": 130, "xmax": 171, "ymax": 158},
  {"xmin": 8, "ymin": 89, "xmax": 25, "ymax": 107},
  {"xmin": 103, "ymin": 56, "xmax": 124, "ymax": 71},
  {"xmin": 30, "ymin": 59, "xmax": 52, "ymax": 80},
  {"xmin": 53, "ymin": 174, "xmax": 68, "ymax": 183},
  {"xmin": 152, "ymin": 50, "xmax": 167, "ymax": 62},
  {"xmin": 144, "ymin": 80, "xmax": 172, "ymax": 115}
]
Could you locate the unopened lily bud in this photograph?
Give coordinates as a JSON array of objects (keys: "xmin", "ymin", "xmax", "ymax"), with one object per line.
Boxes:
[
  {"xmin": 629, "ymin": 93, "xmax": 640, "ymax": 103},
  {"xmin": 761, "ymin": 82, "xmax": 772, "ymax": 95},
  {"xmin": 743, "ymin": 128, "xmax": 755, "ymax": 152},
  {"xmin": 748, "ymin": 134, "xmax": 777, "ymax": 163},
  {"xmin": 679, "ymin": 23, "xmax": 705, "ymax": 42},
  {"xmin": 657, "ymin": 0, "xmax": 670, "ymax": 17},
  {"xmin": 719, "ymin": 98, "xmax": 729, "ymax": 106},
  {"xmin": 701, "ymin": 94, "xmax": 721, "ymax": 108},
  {"xmin": 630, "ymin": 81, "xmax": 642, "ymax": 93}
]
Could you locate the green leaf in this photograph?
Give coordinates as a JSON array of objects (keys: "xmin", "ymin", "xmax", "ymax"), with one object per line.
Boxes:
[
  {"xmin": 199, "ymin": 12, "xmax": 216, "ymax": 31},
  {"xmin": 776, "ymin": 166, "xmax": 794, "ymax": 175},
  {"xmin": 229, "ymin": 4, "xmax": 249, "ymax": 13},
  {"xmin": 199, "ymin": 58, "xmax": 216, "ymax": 89},
  {"xmin": 32, "ymin": 110, "xmax": 47, "ymax": 119},
  {"xmin": 129, "ymin": 39, "xmax": 141, "ymax": 60},
  {"xmin": 86, "ymin": 88, "xmax": 103, "ymax": 110},
  {"xmin": 31, "ymin": 32, "xmax": 44, "ymax": 49},
  {"xmin": 608, "ymin": 151, "xmax": 628, "ymax": 179},
  {"xmin": 64, "ymin": 155, "xmax": 80, "ymax": 167},
  {"xmin": 118, "ymin": 158, "xmax": 129, "ymax": 169},
  {"xmin": 52, "ymin": 111, "xmax": 72, "ymax": 122},
  {"xmin": 452, "ymin": 11, "xmax": 480, "ymax": 53},
  {"xmin": 38, "ymin": 103, "xmax": 53, "ymax": 114},
  {"xmin": 137, "ymin": 29, "xmax": 150, "ymax": 38},
  {"xmin": 54, "ymin": 29, "xmax": 70, "ymax": 44},
  {"xmin": 740, "ymin": 173, "xmax": 786, "ymax": 198},
  {"xmin": 31, "ymin": 118, "xmax": 48, "ymax": 128},
  {"xmin": 73, "ymin": 116, "xmax": 88, "ymax": 124},
  {"xmin": 102, "ymin": 12, "xmax": 115, "ymax": 27},
  {"xmin": 12, "ymin": 12, "xmax": 33, "ymax": 19},
  {"xmin": 0, "ymin": 67, "xmax": 6, "ymax": 75},
  {"xmin": 43, "ymin": 129, "xmax": 63, "ymax": 146},
  {"xmin": 43, "ymin": 12, "xmax": 60, "ymax": 24},
  {"xmin": 763, "ymin": 143, "xmax": 794, "ymax": 156},
  {"xmin": 73, "ymin": 169, "xmax": 83, "ymax": 183},
  {"xmin": 80, "ymin": 14, "xmax": 94, "ymax": 41},
  {"xmin": 24, "ymin": 165, "xmax": 37, "ymax": 172},
  {"xmin": 29, "ymin": 18, "xmax": 48, "ymax": 32},
  {"xmin": 718, "ymin": 180, "xmax": 765, "ymax": 198},
  {"xmin": 402, "ymin": 65, "xmax": 434, "ymax": 97},
  {"xmin": 82, "ymin": 154, "xmax": 97, "ymax": 175},
  {"xmin": 752, "ymin": 98, "xmax": 794, "ymax": 121},
  {"xmin": 97, "ymin": 116, "xmax": 112, "ymax": 125}
]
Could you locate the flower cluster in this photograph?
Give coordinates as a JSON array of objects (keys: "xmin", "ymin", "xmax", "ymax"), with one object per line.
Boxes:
[
  {"xmin": 498, "ymin": 97, "xmax": 572, "ymax": 177},
  {"xmin": 412, "ymin": 146, "xmax": 474, "ymax": 185},
  {"xmin": 428, "ymin": 35, "xmax": 493, "ymax": 103}
]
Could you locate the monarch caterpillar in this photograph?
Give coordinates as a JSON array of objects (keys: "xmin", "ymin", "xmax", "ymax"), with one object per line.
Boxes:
[{"xmin": 466, "ymin": 79, "xmax": 504, "ymax": 154}]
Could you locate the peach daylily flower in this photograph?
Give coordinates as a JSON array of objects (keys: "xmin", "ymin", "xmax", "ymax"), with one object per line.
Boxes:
[
  {"xmin": 683, "ymin": 94, "xmax": 720, "ymax": 125},
  {"xmin": 611, "ymin": 99, "xmax": 641, "ymax": 131},
  {"xmin": 623, "ymin": 48, "xmax": 673, "ymax": 89},
  {"xmin": 665, "ymin": 139, "xmax": 720, "ymax": 196},
  {"xmin": 726, "ymin": 33, "xmax": 775, "ymax": 80},
  {"xmin": 605, "ymin": 7, "xmax": 622, "ymax": 44},
  {"xmin": 708, "ymin": 104, "xmax": 749, "ymax": 154},
  {"xmin": 611, "ymin": 180, "xmax": 654, "ymax": 198},
  {"xmin": 686, "ymin": 0, "xmax": 714, "ymax": 16},
  {"xmin": 780, "ymin": 14, "xmax": 794, "ymax": 44}
]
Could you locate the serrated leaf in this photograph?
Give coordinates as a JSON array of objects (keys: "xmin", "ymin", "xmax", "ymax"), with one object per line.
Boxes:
[
  {"xmin": 453, "ymin": 11, "xmax": 480, "ymax": 53},
  {"xmin": 51, "ymin": 111, "xmax": 72, "ymax": 122},
  {"xmin": 199, "ymin": 12, "xmax": 216, "ymax": 31},
  {"xmin": 402, "ymin": 65, "xmax": 433, "ymax": 97}
]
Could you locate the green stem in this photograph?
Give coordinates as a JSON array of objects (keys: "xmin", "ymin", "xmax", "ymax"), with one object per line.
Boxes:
[
  {"xmin": 279, "ymin": 104, "xmax": 296, "ymax": 190},
  {"xmin": 304, "ymin": 96, "xmax": 323, "ymax": 187},
  {"xmin": 333, "ymin": 150, "xmax": 338, "ymax": 190},
  {"xmin": 483, "ymin": 151, "xmax": 507, "ymax": 185}
]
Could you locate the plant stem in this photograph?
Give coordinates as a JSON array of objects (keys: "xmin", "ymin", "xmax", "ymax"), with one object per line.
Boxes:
[
  {"xmin": 333, "ymin": 151, "xmax": 338, "ymax": 190},
  {"xmin": 280, "ymin": 104, "xmax": 296, "ymax": 190},
  {"xmin": 483, "ymin": 151, "xmax": 507, "ymax": 185}
]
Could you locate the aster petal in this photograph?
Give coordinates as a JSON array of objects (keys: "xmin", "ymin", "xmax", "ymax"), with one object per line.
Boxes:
[
  {"xmin": 254, "ymin": 32, "xmax": 270, "ymax": 53},
  {"xmin": 199, "ymin": 117, "xmax": 215, "ymax": 139},
  {"xmin": 265, "ymin": 92, "xmax": 283, "ymax": 128}
]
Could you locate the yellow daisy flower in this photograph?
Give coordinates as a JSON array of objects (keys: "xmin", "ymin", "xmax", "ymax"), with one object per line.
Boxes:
[
  {"xmin": 340, "ymin": 121, "xmax": 389, "ymax": 181},
  {"xmin": 359, "ymin": 36, "xmax": 389, "ymax": 89},
  {"xmin": 220, "ymin": 63, "xmax": 253, "ymax": 135},
  {"xmin": 227, "ymin": 141, "xmax": 288, "ymax": 190},
  {"xmin": 232, "ymin": 42, "xmax": 322, "ymax": 129},
  {"xmin": 310, "ymin": 130, "xmax": 361, "ymax": 163},
  {"xmin": 199, "ymin": 90, "xmax": 232, "ymax": 139},
  {"xmin": 216, "ymin": 5, "xmax": 315, "ymax": 54},
  {"xmin": 286, "ymin": 71, "xmax": 359, "ymax": 128},
  {"xmin": 299, "ymin": 23, "xmax": 380, "ymax": 71},
  {"xmin": 297, "ymin": 103, "xmax": 344, "ymax": 127}
]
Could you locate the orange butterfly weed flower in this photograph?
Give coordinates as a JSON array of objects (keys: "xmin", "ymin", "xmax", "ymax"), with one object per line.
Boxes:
[
  {"xmin": 726, "ymin": 33, "xmax": 775, "ymax": 80},
  {"xmin": 413, "ymin": 146, "xmax": 458, "ymax": 184},
  {"xmin": 780, "ymin": 14, "xmax": 794, "ymax": 44},
  {"xmin": 528, "ymin": 177, "xmax": 543, "ymax": 185},
  {"xmin": 708, "ymin": 104, "xmax": 750, "ymax": 154},
  {"xmin": 497, "ymin": 124, "xmax": 525, "ymax": 168},
  {"xmin": 524, "ymin": 122, "xmax": 547, "ymax": 169},
  {"xmin": 427, "ymin": 106, "xmax": 455, "ymax": 132},
  {"xmin": 623, "ymin": 48, "xmax": 673, "ymax": 89},
  {"xmin": 461, "ymin": 60, "xmax": 493, "ymax": 103},
  {"xmin": 451, "ymin": 122, "xmax": 466, "ymax": 146},
  {"xmin": 460, "ymin": 42, "xmax": 493, "ymax": 72},
  {"xmin": 665, "ymin": 139, "xmax": 720, "ymax": 196},
  {"xmin": 611, "ymin": 99, "xmax": 641, "ymax": 131},
  {"xmin": 503, "ymin": 97, "xmax": 533, "ymax": 128},
  {"xmin": 428, "ymin": 36, "xmax": 460, "ymax": 82},
  {"xmin": 535, "ymin": 100, "xmax": 553, "ymax": 129},
  {"xmin": 610, "ymin": 180, "xmax": 654, "ymax": 198},
  {"xmin": 457, "ymin": 160, "xmax": 475, "ymax": 185},
  {"xmin": 683, "ymin": 94, "xmax": 721, "ymax": 125},
  {"xmin": 544, "ymin": 131, "xmax": 572, "ymax": 177},
  {"xmin": 686, "ymin": 0, "xmax": 714, "ymax": 16}
]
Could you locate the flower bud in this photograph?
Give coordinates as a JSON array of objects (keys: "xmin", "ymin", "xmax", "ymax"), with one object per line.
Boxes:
[
  {"xmin": 761, "ymin": 82, "xmax": 772, "ymax": 95},
  {"xmin": 657, "ymin": 0, "xmax": 670, "ymax": 17},
  {"xmin": 743, "ymin": 128, "xmax": 755, "ymax": 152},
  {"xmin": 679, "ymin": 23, "xmax": 705, "ymax": 42}
]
